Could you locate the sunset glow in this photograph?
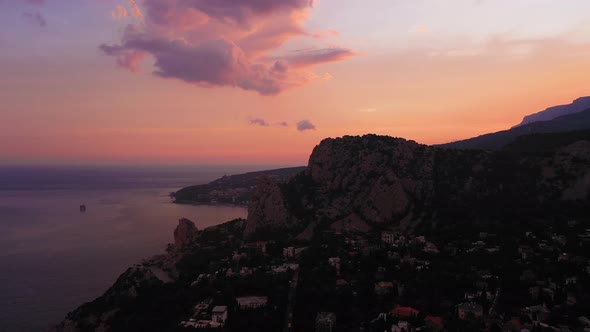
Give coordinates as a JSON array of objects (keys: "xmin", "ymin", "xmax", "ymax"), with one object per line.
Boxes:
[{"xmin": 2, "ymin": 0, "xmax": 590, "ymax": 165}]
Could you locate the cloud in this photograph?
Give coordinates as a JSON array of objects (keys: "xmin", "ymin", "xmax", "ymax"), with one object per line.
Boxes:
[
  {"xmin": 112, "ymin": 5, "xmax": 128, "ymax": 19},
  {"xmin": 249, "ymin": 118, "xmax": 270, "ymax": 126},
  {"xmin": 296, "ymin": 119, "xmax": 316, "ymax": 131},
  {"xmin": 276, "ymin": 121, "xmax": 289, "ymax": 127},
  {"xmin": 100, "ymin": 0, "xmax": 354, "ymax": 95},
  {"xmin": 322, "ymin": 72, "xmax": 333, "ymax": 80},
  {"xmin": 23, "ymin": 11, "xmax": 46, "ymax": 27},
  {"xmin": 128, "ymin": 0, "xmax": 143, "ymax": 18},
  {"xmin": 280, "ymin": 47, "xmax": 355, "ymax": 68}
]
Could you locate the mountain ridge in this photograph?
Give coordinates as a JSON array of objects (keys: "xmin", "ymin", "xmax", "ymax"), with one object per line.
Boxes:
[
  {"xmin": 245, "ymin": 132, "xmax": 590, "ymax": 240},
  {"xmin": 516, "ymin": 96, "xmax": 590, "ymax": 127},
  {"xmin": 439, "ymin": 107, "xmax": 590, "ymax": 150}
]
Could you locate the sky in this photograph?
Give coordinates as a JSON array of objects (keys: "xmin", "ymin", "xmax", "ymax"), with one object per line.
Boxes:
[{"xmin": 2, "ymin": 0, "xmax": 590, "ymax": 166}]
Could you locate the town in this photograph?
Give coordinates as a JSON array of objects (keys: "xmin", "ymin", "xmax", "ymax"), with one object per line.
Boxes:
[{"xmin": 161, "ymin": 216, "xmax": 590, "ymax": 332}]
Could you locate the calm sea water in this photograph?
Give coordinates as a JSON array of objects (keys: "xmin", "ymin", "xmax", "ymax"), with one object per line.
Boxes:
[{"xmin": 0, "ymin": 165, "xmax": 257, "ymax": 332}]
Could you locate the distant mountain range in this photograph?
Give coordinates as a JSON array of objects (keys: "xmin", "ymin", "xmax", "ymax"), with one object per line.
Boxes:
[
  {"xmin": 440, "ymin": 99, "xmax": 590, "ymax": 150},
  {"xmin": 517, "ymin": 96, "xmax": 590, "ymax": 126}
]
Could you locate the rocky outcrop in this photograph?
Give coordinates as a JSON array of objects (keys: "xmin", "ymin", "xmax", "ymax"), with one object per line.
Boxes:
[
  {"xmin": 305, "ymin": 135, "xmax": 435, "ymax": 224},
  {"xmin": 174, "ymin": 218, "xmax": 199, "ymax": 250},
  {"xmin": 244, "ymin": 135, "xmax": 438, "ymax": 238},
  {"xmin": 244, "ymin": 176, "xmax": 292, "ymax": 237},
  {"xmin": 244, "ymin": 133, "xmax": 590, "ymax": 239}
]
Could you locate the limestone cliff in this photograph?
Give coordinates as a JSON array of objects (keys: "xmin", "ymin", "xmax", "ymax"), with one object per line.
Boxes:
[
  {"xmin": 244, "ymin": 133, "xmax": 590, "ymax": 239},
  {"xmin": 174, "ymin": 218, "xmax": 199, "ymax": 250},
  {"xmin": 244, "ymin": 176, "xmax": 293, "ymax": 237}
]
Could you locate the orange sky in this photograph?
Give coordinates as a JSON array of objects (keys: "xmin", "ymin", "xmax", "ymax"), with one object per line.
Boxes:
[{"xmin": 2, "ymin": 1, "xmax": 590, "ymax": 165}]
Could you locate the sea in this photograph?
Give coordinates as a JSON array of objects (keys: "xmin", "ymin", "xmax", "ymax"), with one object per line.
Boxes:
[{"xmin": 0, "ymin": 165, "xmax": 262, "ymax": 332}]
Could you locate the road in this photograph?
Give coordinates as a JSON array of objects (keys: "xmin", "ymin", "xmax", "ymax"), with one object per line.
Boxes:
[{"xmin": 284, "ymin": 270, "xmax": 299, "ymax": 332}]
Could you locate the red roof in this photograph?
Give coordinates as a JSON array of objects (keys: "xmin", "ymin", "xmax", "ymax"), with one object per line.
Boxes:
[
  {"xmin": 391, "ymin": 306, "xmax": 420, "ymax": 317},
  {"xmin": 425, "ymin": 316, "xmax": 443, "ymax": 326}
]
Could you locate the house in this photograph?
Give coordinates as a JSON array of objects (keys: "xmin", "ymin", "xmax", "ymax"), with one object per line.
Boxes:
[
  {"xmin": 381, "ymin": 231, "xmax": 396, "ymax": 245},
  {"xmin": 316, "ymin": 312, "xmax": 336, "ymax": 332},
  {"xmin": 195, "ymin": 320, "xmax": 222, "ymax": 329},
  {"xmin": 523, "ymin": 304, "xmax": 550, "ymax": 322},
  {"xmin": 236, "ymin": 296, "xmax": 268, "ymax": 310},
  {"xmin": 374, "ymin": 281, "xmax": 395, "ymax": 296},
  {"xmin": 242, "ymin": 241, "xmax": 267, "ymax": 254},
  {"xmin": 565, "ymin": 276, "xmax": 577, "ymax": 285},
  {"xmin": 283, "ymin": 246, "xmax": 295, "ymax": 258},
  {"xmin": 424, "ymin": 242, "xmax": 439, "ymax": 254},
  {"xmin": 391, "ymin": 306, "xmax": 420, "ymax": 318},
  {"xmin": 211, "ymin": 306, "xmax": 228, "ymax": 325},
  {"xmin": 328, "ymin": 257, "xmax": 341, "ymax": 275},
  {"xmin": 424, "ymin": 316, "xmax": 444, "ymax": 332},
  {"xmin": 193, "ymin": 302, "xmax": 211, "ymax": 319},
  {"xmin": 391, "ymin": 320, "xmax": 412, "ymax": 332},
  {"xmin": 457, "ymin": 303, "xmax": 483, "ymax": 319},
  {"xmin": 328, "ymin": 257, "xmax": 341, "ymax": 267}
]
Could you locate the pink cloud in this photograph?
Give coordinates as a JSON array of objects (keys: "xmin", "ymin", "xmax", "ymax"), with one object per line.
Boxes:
[
  {"xmin": 100, "ymin": 0, "xmax": 353, "ymax": 95},
  {"xmin": 23, "ymin": 11, "xmax": 46, "ymax": 27},
  {"xmin": 128, "ymin": 0, "xmax": 143, "ymax": 18},
  {"xmin": 280, "ymin": 48, "xmax": 355, "ymax": 68},
  {"xmin": 112, "ymin": 5, "xmax": 128, "ymax": 19},
  {"xmin": 296, "ymin": 119, "xmax": 316, "ymax": 131}
]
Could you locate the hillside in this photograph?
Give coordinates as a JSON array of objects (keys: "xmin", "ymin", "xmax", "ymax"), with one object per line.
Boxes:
[
  {"xmin": 245, "ymin": 133, "xmax": 590, "ymax": 239},
  {"xmin": 438, "ymin": 108, "xmax": 590, "ymax": 150},
  {"xmin": 173, "ymin": 166, "xmax": 306, "ymax": 205}
]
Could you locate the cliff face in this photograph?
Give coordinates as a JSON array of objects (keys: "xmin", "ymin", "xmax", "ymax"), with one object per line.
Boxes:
[
  {"xmin": 245, "ymin": 135, "xmax": 439, "ymax": 238},
  {"xmin": 174, "ymin": 218, "xmax": 199, "ymax": 250},
  {"xmin": 244, "ymin": 133, "xmax": 590, "ymax": 239},
  {"xmin": 244, "ymin": 177, "xmax": 293, "ymax": 237},
  {"xmin": 304, "ymin": 135, "xmax": 435, "ymax": 225}
]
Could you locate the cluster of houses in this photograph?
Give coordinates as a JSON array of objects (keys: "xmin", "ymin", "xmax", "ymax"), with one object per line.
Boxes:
[
  {"xmin": 176, "ymin": 220, "xmax": 590, "ymax": 331},
  {"xmin": 179, "ymin": 296, "xmax": 270, "ymax": 329}
]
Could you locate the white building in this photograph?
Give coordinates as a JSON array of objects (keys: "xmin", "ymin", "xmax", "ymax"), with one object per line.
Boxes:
[
  {"xmin": 212, "ymin": 306, "xmax": 228, "ymax": 325},
  {"xmin": 236, "ymin": 296, "xmax": 268, "ymax": 310}
]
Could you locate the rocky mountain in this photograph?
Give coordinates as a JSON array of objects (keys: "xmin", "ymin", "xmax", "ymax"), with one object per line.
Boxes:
[
  {"xmin": 517, "ymin": 96, "xmax": 590, "ymax": 126},
  {"xmin": 173, "ymin": 166, "xmax": 305, "ymax": 205},
  {"xmin": 245, "ymin": 132, "xmax": 590, "ymax": 240},
  {"xmin": 439, "ymin": 108, "xmax": 590, "ymax": 150}
]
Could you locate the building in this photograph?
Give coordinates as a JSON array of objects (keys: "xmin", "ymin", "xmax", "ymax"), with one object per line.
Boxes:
[
  {"xmin": 211, "ymin": 306, "xmax": 228, "ymax": 325},
  {"xmin": 374, "ymin": 281, "xmax": 395, "ymax": 296},
  {"xmin": 242, "ymin": 241, "xmax": 267, "ymax": 254},
  {"xmin": 236, "ymin": 296, "xmax": 268, "ymax": 310},
  {"xmin": 425, "ymin": 316, "xmax": 444, "ymax": 331},
  {"xmin": 381, "ymin": 231, "xmax": 396, "ymax": 245},
  {"xmin": 457, "ymin": 303, "xmax": 483, "ymax": 320},
  {"xmin": 283, "ymin": 246, "xmax": 295, "ymax": 258},
  {"xmin": 391, "ymin": 321, "xmax": 412, "ymax": 332},
  {"xmin": 523, "ymin": 304, "xmax": 550, "ymax": 322},
  {"xmin": 391, "ymin": 306, "xmax": 420, "ymax": 318},
  {"xmin": 316, "ymin": 312, "xmax": 336, "ymax": 332}
]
